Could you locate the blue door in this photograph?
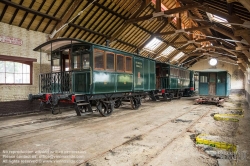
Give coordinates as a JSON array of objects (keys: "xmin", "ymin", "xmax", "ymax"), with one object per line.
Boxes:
[
  {"xmin": 199, "ymin": 73, "xmax": 209, "ymax": 95},
  {"xmin": 216, "ymin": 72, "xmax": 226, "ymax": 96}
]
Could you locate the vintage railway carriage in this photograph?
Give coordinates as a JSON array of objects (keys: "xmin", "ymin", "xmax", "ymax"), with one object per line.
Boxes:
[
  {"xmin": 197, "ymin": 69, "xmax": 231, "ymax": 97},
  {"xmin": 29, "ymin": 38, "xmax": 156, "ymax": 116},
  {"xmin": 149, "ymin": 62, "xmax": 194, "ymax": 100}
]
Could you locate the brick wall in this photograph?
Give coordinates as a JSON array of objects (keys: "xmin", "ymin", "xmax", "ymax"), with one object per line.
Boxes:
[{"xmin": 0, "ymin": 22, "xmax": 50, "ymax": 102}]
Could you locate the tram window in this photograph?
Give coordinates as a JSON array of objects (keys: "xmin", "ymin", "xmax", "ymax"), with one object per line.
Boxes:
[
  {"xmin": 200, "ymin": 76, "xmax": 208, "ymax": 83},
  {"xmin": 52, "ymin": 59, "xmax": 60, "ymax": 72},
  {"xmin": 82, "ymin": 54, "xmax": 89, "ymax": 69},
  {"xmin": 106, "ymin": 52, "xmax": 115, "ymax": 70},
  {"xmin": 125, "ymin": 57, "xmax": 132, "ymax": 72},
  {"xmin": 73, "ymin": 51, "xmax": 81, "ymax": 69},
  {"xmin": 170, "ymin": 68, "xmax": 173, "ymax": 76},
  {"xmin": 217, "ymin": 75, "xmax": 225, "ymax": 83},
  {"xmin": 94, "ymin": 49, "xmax": 104, "ymax": 69},
  {"xmin": 65, "ymin": 59, "xmax": 69, "ymax": 71},
  {"xmin": 116, "ymin": 55, "xmax": 124, "ymax": 71}
]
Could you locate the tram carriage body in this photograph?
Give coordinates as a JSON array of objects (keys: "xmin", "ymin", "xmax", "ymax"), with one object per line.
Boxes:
[
  {"xmin": 29, "ymin": 38, "xmax": 194, "ymax": 116},
  {"xmin": 197, "ymin": 69, "xmax": 231, "ymax": 97},
  {"xmin": 149, "ymin": 62, "xmax": 194, "ymax": 100}
]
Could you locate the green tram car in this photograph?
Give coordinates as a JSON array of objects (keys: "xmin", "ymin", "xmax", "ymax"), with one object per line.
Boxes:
[
  {"xmin": 197, "ymin": 69, "xmax": 231, "ymax": 97},
  {"xmin": 29, "ymin": 38, "xmax": 194, "ymax": 116}
]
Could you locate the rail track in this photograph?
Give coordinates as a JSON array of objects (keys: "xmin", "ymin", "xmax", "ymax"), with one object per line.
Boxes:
[{"xmin": 76, "ymin": 105, "xmax": 212, "ymax": 165}]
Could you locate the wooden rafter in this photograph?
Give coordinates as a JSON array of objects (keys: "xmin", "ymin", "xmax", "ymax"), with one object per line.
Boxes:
[
  {"xmin": 0, "ymin": 4, "xmax": 8, "ymax": 22},
  {"xmin": 110, "ymin": 0, "xmax": 151, "ymax": 42},
  {"xmin": 35, "ymin": 0, "xmax": 56, "ymax": 31},
  {"xmin": 0, "ymin": 0, "xmax": 60, "ymax": 22},
  {"xmin": 154, "ymin": 25, "xmax": 212, "ymax": 36},
  {"xmin": 51, "ymin": 0, "xmax": 83, "ymax": 39},
  {"xmin": 27, "ymin": 0, "xmax": 46, "ymax": 30},
  {"xmin": 19, "ymin": 0, "xmax": 36, "ymax": 27},
  {"xmin": 126, "ymin": 4, "xmax": 202, "ymax": 24},
  {"xmin": 211, "ymin": 26, "xmax": 250, "ymax": 60},
  {"xmin": 9, "ymin": 0, "xmax": 24, "ymax": 24},
  {"xmin": 197, "ymin": 4, "xmax": 250, "ymax": 45},
  {"xmin": 42, "ymin": 0, "xmax": 65, "ymax": 33}
]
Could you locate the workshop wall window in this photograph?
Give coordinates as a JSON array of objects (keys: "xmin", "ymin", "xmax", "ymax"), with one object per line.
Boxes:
[{"xmin": 0, "ymin": 61, "xmax": 31, "ymax": 84}]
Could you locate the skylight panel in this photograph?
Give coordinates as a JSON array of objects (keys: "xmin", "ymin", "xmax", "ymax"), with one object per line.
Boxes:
[
  {"xmin": 160, "ymin": 46, "xmax": 176, "ymax": 56},
  {"xmin": 171, "ymin": 52, "xmax": 185, "ymax": 62},
  {"xmin": 207, "ymin": 12, "xmax": 231, "ymax": 28},
  {"xmin": 144, "ymin": 38, "xmax": 163, "ymax": 52}
]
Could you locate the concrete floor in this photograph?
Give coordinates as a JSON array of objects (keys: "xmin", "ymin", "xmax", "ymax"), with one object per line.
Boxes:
[{"xmin": 0, "ymin": 94, "xmax": 249, "ymax": 166}]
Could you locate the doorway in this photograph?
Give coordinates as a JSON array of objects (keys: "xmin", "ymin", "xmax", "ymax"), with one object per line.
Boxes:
[{"xmin": 209, "ymin": 73, "xmax": 216, "ymax": 96}]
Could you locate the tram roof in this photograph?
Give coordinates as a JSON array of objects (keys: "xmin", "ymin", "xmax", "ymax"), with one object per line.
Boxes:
[{"xmin": 33, "ymin": 38, "xmax": 82, "ymax": 53}]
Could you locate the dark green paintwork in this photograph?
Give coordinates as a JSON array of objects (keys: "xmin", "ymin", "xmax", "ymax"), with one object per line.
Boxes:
[
  {"xmin": 143, "ymin": 59, "xmax": 150, "ymax": 90},
  {"xmin": 150, "ymin": 60, "xmax": 156, "ymax": 90},
  {"xmin": 93, "ymin": 72, "xmax": 116, "ymax": 93},
  {"xmin": 116, "ymin": 73, "xmax": 133, "ymax": 92},
  {"xmin": 134, "ymin": 57, "xmax": 144, "ymax": 91},
  {"xmin": 73, "ymin": 72, "xmax": 90, "ymax": 93},
  {"xmin": 198, "ymin": 71, "xmax": 231, "ymax": 97}
]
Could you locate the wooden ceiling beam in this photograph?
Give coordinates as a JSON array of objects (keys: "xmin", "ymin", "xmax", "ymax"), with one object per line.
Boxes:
[
  {"xmin": 154, "ymin": 25, "xmax": 212, "ymax": 36},
  {"xmin": 227, "ymin": 0, "xmax": 250, "ymax": 12},
  {"xmin": 87, "ymin": 0, "xmax": 127, "ymax": 20},
  {"xmin": 218, "ymin": 39, "xmax": 235, "ymax": 49},
  {"xmin": 42, "ymin": 0, "xmax": 64, "ymax": 33},
  {"xmin": 27, "ymin": 0, "xmax": 46, "ymax": 30},
  {"xmin": 211, "ymin": 26, "xmax": 250, "ymax": 60},
  {"xmin": 0, "ymin": 0, "xmax": 61, "ymax": 21},
  {"xmin": 9, "ymin": 0, "xmax": 24, "ymax": 24},
  {"xmin": 237, "ymin": 58, "xmax": 247, "ymax": 69},
  {"xmin": 52, "ymin": 0, "xmax": 83, "ymax": 39},
  {"xmin": 227, "ymin": 2, "xmax": 234, "ymax": 15},
  {"xmin": 68, "ymin": 23, "xmax": 137, "ymax": 49},
  {"xmin": 126, "ymin": 4, "xmax": 202, "ymax": 24},
  {"xmin": 178, "ymin": 56, "xmax": 190, "ymax": 64},
  {"xmin": 167, "ymin": 38, "xmax": 214, "ymax": 45},
  {"xmin": 19, "ymin": 0, "xmax": 36, "ymax": 27},
  {"xmin": 156, "ymin": 0, "xmax": 161, "ymax": 12},
  {"xmin": 109, "ymin": 0, "xmax": 151, "ymax": 42},
  {"xmin": 197, "ymin": 4, "xmax": 250, "ymax": 45},
  {"xmin": 234, "ymin": 29, "xmax": 250, "ymax": 37},
  {"xmin": 236, "ymin": 46, "xmax": 250, "ymax": 51},
  {"xmin": 238, "ymin": 63, "xmax": 246, "ymax": 72},
  {"xmin": 69, "ymin": 23, "xmax": 110, "ymax": 38},
  {"xmin": 35, "ymin": 0, "xmax": 56, "ymax": 31},
  {"xmin": 0, "ymin": 4, "xmax": 8, "ymax": 22}
]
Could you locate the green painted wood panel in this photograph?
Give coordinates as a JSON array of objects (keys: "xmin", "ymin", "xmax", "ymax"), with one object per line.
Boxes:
[
  {"xmin": 150, "ymin": 60, "xmax": 156, "ymax": 90},
  {"xmin": 73, "ymin": 72, "xmax": 90, "ymax": 94},
  {"xmin": 116, "ymin": 74, "xmax": 133, "ymax": 92},
  {"xmin": 93, "ymin": 72, "xmax": 116, "ymax": 93},
  {"xmin": 134, "ymin": 57, "xmax": 144, "ymax": 90}
]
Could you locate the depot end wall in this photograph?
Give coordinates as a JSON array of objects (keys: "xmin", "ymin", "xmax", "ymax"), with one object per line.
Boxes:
[
  {"xmin": 189, "ymin": 59, "xmax": 245, "ymax": 94},
  {"xmin": 244, "ymin": 68, "xmax": 250, "ymax": 106},
  {"xmin": 0, "ymin": 22, "xmax": 50, "ymax": 115}
]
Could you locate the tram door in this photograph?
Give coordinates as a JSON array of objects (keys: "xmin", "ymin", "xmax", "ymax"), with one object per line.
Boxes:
[{"xmin": 209, "ymin": 73, "xmax": 216, "ymax": 96}]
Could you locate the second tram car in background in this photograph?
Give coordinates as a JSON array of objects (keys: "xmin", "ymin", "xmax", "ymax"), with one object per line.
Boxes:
[{"xmin": 29, "ymin": 38, "xmax": 195, "ymax": 116}]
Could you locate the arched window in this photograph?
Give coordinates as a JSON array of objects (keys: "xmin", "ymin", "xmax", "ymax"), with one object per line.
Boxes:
[{"xmin": 0, "ymin": 55, "xmax": 36, "ymax": 85}]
